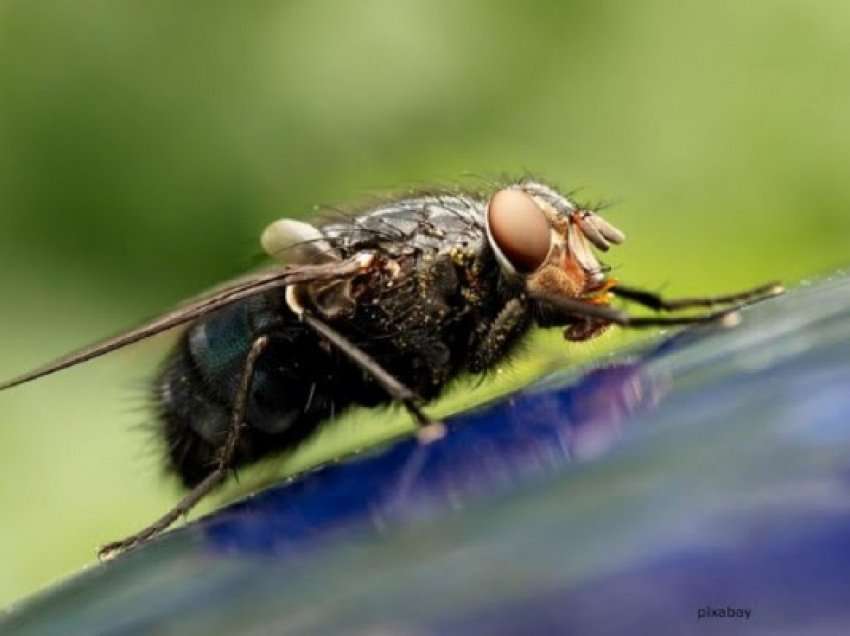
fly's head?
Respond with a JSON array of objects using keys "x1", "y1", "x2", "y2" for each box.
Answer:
[{"x1": 484, "y1": 182, "x2": 626, "y2": 339}]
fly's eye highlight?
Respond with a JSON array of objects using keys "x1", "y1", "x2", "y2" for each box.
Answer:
[{"x1": 486, "y1": 189, "x2": 552, "y2": 274}]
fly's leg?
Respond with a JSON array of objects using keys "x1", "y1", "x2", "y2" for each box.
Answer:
[
  {"x1": 469, "y1": 299, "x2": 530, "y2": 373},
  {"x1": 611, "y1": 281, "x2": 784, "y2": 312},
  {"x1": 608, "y1": 308, "x2": 746, "y2": 328},
  {"x1": 98, "y1": 335, "x2": 270, "y2": 560},
  {"x1": 301, "y1": 312, "x2": 446, "y2": 443},
  {"x1": 535, "y1": 291, "x2": 780, "y2": 330}
]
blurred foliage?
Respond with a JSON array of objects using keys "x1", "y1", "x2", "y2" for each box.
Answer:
[{"x1": 1, "y1": 0, "x2": 849, "y2": 608}]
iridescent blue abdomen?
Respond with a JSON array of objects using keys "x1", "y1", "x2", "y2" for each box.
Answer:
[{"x1": 155, "y1": 291, "x2": 362, "y2": 486}]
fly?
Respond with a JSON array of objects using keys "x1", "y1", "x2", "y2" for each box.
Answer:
[{"x1": 0, "y1": 177, "x2": 784, "y2": 558}]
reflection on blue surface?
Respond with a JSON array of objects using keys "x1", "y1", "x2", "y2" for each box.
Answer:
[
  {"x1": 204, "y1": 354, "x2": 666, "y2": 557},
  {"x1": 5, "y1": 276, "x2": 850, "y2": 636}
]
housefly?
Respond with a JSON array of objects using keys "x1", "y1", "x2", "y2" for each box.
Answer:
[{"x1": 0, "y1": 178, "x2": 783, "y2": 558}]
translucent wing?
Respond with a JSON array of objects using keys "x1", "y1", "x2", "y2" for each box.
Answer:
[{"x1": 0, "y1": 253, "x2": 374, "y2": 391}]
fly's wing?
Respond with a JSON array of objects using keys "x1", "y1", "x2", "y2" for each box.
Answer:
[{"x1": 0, "y1": 252, "x2": 374, "y2": 391}]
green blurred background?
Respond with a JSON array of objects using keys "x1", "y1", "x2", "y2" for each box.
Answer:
[{"x1": 1, "y1": 0, "x2": 849, "y2": 607}]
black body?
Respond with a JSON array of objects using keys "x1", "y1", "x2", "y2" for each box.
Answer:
[{"x1": 159, "y1": 192, "x2": 530, "y2": 487}]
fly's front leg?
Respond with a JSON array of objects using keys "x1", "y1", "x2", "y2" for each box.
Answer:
[
  {"x1": 469, "y1": 299, "x2": 530, "y2": 373},
  {"x1": 535, "y1": 290, "x2": 782, "y2": 331},
  {"x1": 612, "y1": 281, "x2": 784, "y2": 312},
  {"x1": 98, "y1": 335, "x2": 270, "y2": 560},
  {"x1": 300, "y1": 312, "x2": 446, "y2": 443},
  {"x1": 540, "y1": 295, "x2": 743, "y2": 329}
]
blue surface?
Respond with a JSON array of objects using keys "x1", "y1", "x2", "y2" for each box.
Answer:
[{"x1": 3, "y1": 275, "x2": 850, "y2": 635}]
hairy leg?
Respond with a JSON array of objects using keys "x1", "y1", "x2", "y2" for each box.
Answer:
[
  {"x1": 301, "y1": 312, "x2": 445, "y2": 442},
  {"x1": 533, "y1": 280, "x2": 782, "y2": 330},
  {"x1": 469, "y1": 299, "x2": 530, "y2": 372},
  {"x1": 611, "y1": 281, "x2": 784, "y2": 312},
  {"x1": 98, "y1": 335, "x2": 270, "y2": 560}
]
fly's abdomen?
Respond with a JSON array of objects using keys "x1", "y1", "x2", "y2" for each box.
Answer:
[{"x1": 155, "y1": 294, "x2": 334, "y2": 487}]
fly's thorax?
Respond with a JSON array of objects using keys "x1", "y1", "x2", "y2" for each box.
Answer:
[
  {"x1": 319, "y1": 192, "x2": 487, "y2": 258},
  {"x1": 262, "y1": 192, "x2": 490, "y2": 322}
]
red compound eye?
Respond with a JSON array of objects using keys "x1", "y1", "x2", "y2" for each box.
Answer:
[{"x1": 486, "y1": 189, "x2": 551, "y2": 273}]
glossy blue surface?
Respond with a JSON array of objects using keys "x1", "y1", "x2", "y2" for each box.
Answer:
[{"x1": 4, "y1": 275, "x2": 850, "y2": 635}]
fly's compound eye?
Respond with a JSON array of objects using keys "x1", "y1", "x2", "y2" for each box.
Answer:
[{"x1": 486, "y1": 189, "x2": 552, "y2": 274}]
